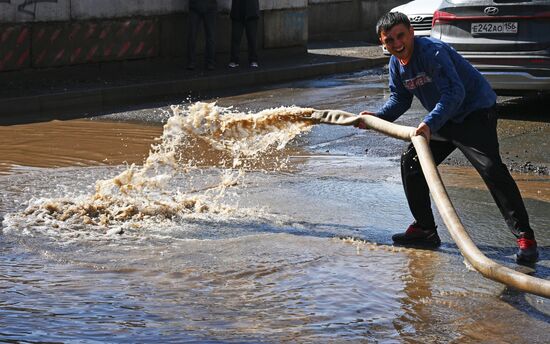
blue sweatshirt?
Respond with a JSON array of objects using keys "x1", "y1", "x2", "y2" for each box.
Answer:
[{"x1": 376, "y1": 36, "x2": 496, "y2": 133}]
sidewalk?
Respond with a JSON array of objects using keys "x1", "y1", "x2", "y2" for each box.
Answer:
[{"x1": 0, "y1": 41, "x2": 388, "y2": 124}]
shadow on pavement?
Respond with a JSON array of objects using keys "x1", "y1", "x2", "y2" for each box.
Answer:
[{"x1": 497, "y1": 95, "x2": 550, "y2": 123}]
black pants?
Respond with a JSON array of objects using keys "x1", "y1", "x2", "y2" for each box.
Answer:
[
  {"x1": 401, "y1": 106, "x2": 534, "y2": 239},
  {"x1": 187, "y1": 9, "x2": 216, "y2": 66},
  {"x1": 230, "y1": 19, "x2": 258, "y2": 64}
]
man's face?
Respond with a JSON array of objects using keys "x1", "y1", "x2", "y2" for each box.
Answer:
[{"x1": 380, "y1": 24, "x2": 415, "y2": 61}]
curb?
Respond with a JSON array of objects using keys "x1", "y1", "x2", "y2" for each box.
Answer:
[{"x1": 0, "y1": 56, "x2": 388, "y2": 121}]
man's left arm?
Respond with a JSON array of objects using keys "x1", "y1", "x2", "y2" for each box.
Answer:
[{"x1": 422, "y1": 48, "x2": 466, "y2": 134}]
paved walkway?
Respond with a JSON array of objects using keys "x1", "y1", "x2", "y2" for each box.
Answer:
[{"x1": 0, "y1": 41, "x2": 388, "y2": 123}]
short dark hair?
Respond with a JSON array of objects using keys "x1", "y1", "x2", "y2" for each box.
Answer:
[{"x1": 376, "y1": 12, "x2": 411, "y2": 37}]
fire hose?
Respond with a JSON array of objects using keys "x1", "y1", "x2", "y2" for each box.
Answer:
[{"x1": 305, "y1": 109, "x2": 550, "y2": 298}]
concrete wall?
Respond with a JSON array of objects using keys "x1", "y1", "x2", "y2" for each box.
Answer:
[
  {"x1": 0, "y1": 0, "x2": 310, "y2": 22},
  {"x1": 0, "y1": 0, "x2": 309, "y2": 72},
  {"x1": 0, "y1": 1, "x2": 187, "y2": 22},
  {"x1": 0, "y1": 0, "x2": 71, "y2": 23},
  {"x1": 308, "y1": 0, "x2": 407, "y2": 42},
  {"x1": 0, "y1": 0, "x2": 401, "y2": 72}
]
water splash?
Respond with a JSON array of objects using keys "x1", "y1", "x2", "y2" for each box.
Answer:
[{"x1": 4, "y1": 102, "x2": 316, "y2": 234}]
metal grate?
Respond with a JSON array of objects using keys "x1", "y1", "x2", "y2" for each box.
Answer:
[{"x1": 410, "y1": 16, "x2": 433, "y2": 31}]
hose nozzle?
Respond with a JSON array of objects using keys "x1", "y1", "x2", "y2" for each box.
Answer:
[{"x1": 304, "y1": 109, "x2": 359, "y2": 126}]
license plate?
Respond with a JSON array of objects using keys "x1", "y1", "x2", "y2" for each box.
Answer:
[{"x1": 471, "y1": 22, "x2": 518, "y2": 34}]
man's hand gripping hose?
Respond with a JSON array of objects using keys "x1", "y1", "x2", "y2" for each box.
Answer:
[{"x1": 304, "y1": 109, "x2": 415, "y2": 141}]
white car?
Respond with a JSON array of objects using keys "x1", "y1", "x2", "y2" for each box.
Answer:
[
  {"x1": 383, "y1": 0, "x2": 441, "y2": 54},
  {"x1": 391, "y1": 0, "x2": 441, "y2": 36}
]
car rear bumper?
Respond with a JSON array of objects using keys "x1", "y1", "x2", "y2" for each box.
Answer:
[
  {"x1": 480, "y1": 71, "x2": 550, "y2": 91},
  {"x1": 460, "y1": 53, "x2": 550, "y2": 91}
]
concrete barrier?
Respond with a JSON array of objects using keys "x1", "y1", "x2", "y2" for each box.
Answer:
[
  {"x1": 0, "y1": 0, "x2": 312, "y2": 72},
  {"x1": 308, "y1": 0, "x2": 406, "y2": 41},
  {"x1": 0, "y1": 0, "x2": 70, "y2": 23},
  {"x1": 0, "y1": 0, "x2": 406, "y2": 72}
]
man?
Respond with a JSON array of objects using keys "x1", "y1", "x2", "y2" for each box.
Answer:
[
  {"x1": 186, "y1": 0, "x2": 217, "y2": 70},
  {"x1": 360, "y1": 12, "x2": 538, "y2": 263},
  {"x1": 228, "y1": 0, "x2": 260, "y2": 68}
]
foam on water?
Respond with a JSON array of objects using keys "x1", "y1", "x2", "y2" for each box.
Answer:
[{"x1": 3, "y1": 102, "x2": 315, "y2": 236}]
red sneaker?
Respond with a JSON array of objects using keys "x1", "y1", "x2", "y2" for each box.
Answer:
[
  {"x1": 392, "y1": 222, "x2": 441, "y2": 248},
  {"x1": 516, "y1": 233, "x2": 539, "y2": 264}
]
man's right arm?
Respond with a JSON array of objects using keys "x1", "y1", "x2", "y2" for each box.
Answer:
[
  {"x1": 375, "y1": 63, "x2": 413, "y2": 122},
  {"x1": 357, "y1": 59, "x2": 413, "y2": 129}
]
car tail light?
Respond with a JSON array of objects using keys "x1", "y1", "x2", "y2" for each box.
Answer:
[
  {"x1": 528, "y1": 59, "x2": 550, "y2": 66},
  {"x1": 481, "y1": 58, "x2": 550, "y2": 66},
  {"x1": 433, "y1": 9, "x2": 550, "y2": 27},
  {"x1": 432, "y1": 10, "x2": 456, "y2": 27}
]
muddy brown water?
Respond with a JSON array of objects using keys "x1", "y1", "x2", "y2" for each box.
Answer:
[
  {"x1": 1, "y1": 70, "x2": 549, "y2": 343},
  {"x1": 0, "y1": 119, "x2": 162, "y2": 174}
]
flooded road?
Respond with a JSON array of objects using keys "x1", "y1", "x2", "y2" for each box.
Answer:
[
  {"x1": 1, "y1": 69, "x2": 549, "y2": 343},
  {"x1": 0, "y1": 120, "x2": 162, "y2": 175}
]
